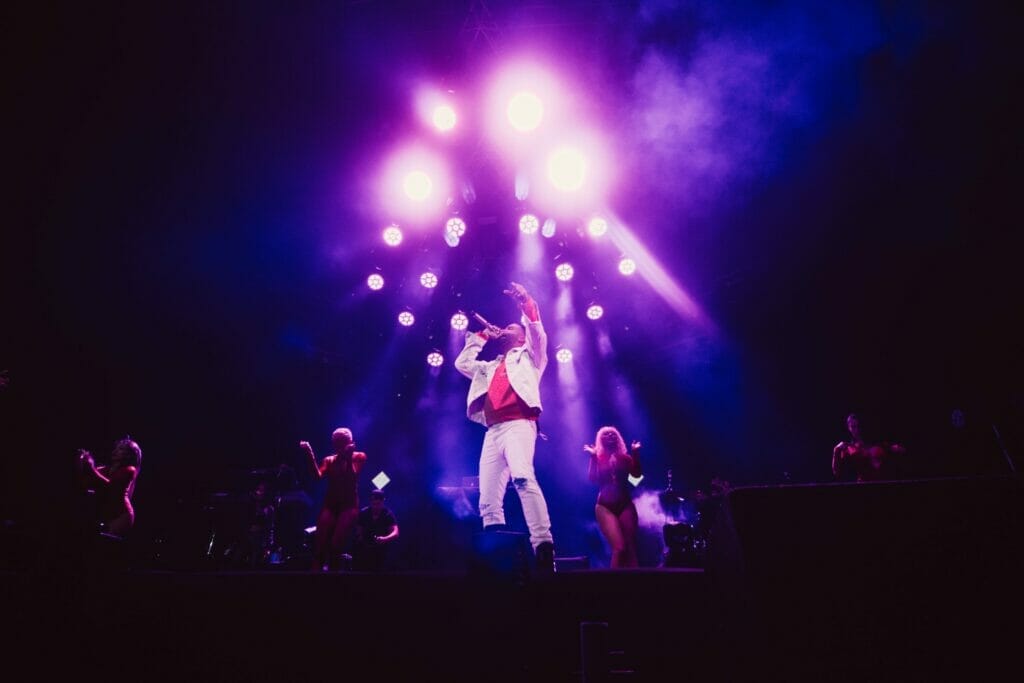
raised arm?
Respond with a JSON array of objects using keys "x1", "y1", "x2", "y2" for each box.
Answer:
[
  {"x1": 300, "y1": 441, "x2": 327, "y2": 480},
  {"x1": 584, "y1": 444, "x2": 600, "y2": 483},
  {"x1": 454, "y1": 330, "x2": 490, "y2": 379},
  {"x1": 629, "y1": 441, "x2": 643, "y2": 477},
  {"x1": 506, "y1": 282, "x2": 547, "y2": 373}
]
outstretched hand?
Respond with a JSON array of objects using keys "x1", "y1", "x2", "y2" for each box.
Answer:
[
  {"x1": 299, "y1": 441, "x2": 314, "y2": 456},
  {"x1": 503, "y1": 281, "x2": 529, "y2": 305},
  {"x1": 631, "y1": 440, "x2": 642, "y2": 452},
  {"x1": 583, "y1": 444, "x2": 596, "y2": 455}
]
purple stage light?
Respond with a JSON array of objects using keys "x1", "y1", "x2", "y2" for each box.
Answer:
[
  {"x1": 445, "y1": 217, "x2": 466, "y2": 238},
  {"x1": 420, "y1": 272, "x2": 439, "y2": 289},
  {"x1": 556, "y1": 348, "x2": 573, "y2": 364},
  {"x1": 379, "y1": 145, "x2": 451, "y2": 223},
  {"x1": 541, "y1": 218, "x2": 556, "y2": 238},
  {"x1": 519, "y1": 214, "x2": 539, "y2": 234},
  {"x1": 444, "y1": 232, "x2": 460, "y2": 247},
  {"x1": 547, "y1": 146, "x2": 587, "y2": 192},
  {"x1": 450, "y1": 312, "x2": 469, "y2": 331},
  {"x1": 383, "y1": 226, "x2": 403, "y2": 246},
  {"x1": 432, "y1": 104, "x2": 457, "y2": 132},
  {"x1": 555, "y1": 263, "x2": 574, "y2": 282},
  {"x1": 507, "y1": 92, "x2": 543, "y2": 132},
  {"x1": 403, "y1": 170, "x2": 433, "y2": 201},
  {"x1": 587, "y1": 217, "x2": 608, "y2": 237},
  {"x1": 398, "y1": 311, "x2": 415, "y2": 327},
  {"x1": 586, "y1": 304, "x2": 604, "y2": 320},
  {"x1": 426, "y1": 351, "x2": 445, "y2": 367},
  {"x1": 367, "y1": 274, "x2": 385, "y2": 290},
  {"x1": 618, "y1": 258, "x2": 637, "y2": 276}
]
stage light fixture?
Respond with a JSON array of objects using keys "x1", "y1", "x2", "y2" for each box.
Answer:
[
  {"x1": 367, "y1": 274, "x2": 385, "y2": 291},
  {"x1": 507, "y1": 91, "x2": 543, "y2": 132},
  {"x1": 618, "y1": 258, "x2": 637, "y2": 276},
  {"x1": 444, "y1": 232, "x2": 461, "y2": 247},
  {"x1": 450, "y1": 313, "x2": 469, "y2": 331},
  {"x1": 519, "y1": 214, "x2": 539, "y2": 234},
  {"x1": 547, "y1": 146, "x2": 586, "y2": 192},
  {"x1": 432, "y1": 105, "x2": 456, "y2": 132},
  {"x1": 587, "y1": 217, "x2": 608, "y2": 237},
  {"x1": 556, "y1": 348, "x2": 573, "y2": 364},
  {"x1": 426, "y1": 351, "x2": 445, "y2": 367},
  {"x1": 555, "y1": 263, "x2": 574, "y2": 282},
  {"x1": 420, "y1": 272, "x2": 439, "y2": 289},
  {"x1": 403, "y1": 170, "x2": 433, "y2": 201},
  {"x1": 586, "y1": 304, "x2": 604, "y2": 320},
  {"x1": 383, "y1": 226, "x2": 403, "y2": 246},
  {"x1": 541, "y1": 218, "x2": 556, "y2": 238},
  {"x1": 445, "y1": 217, "x2": 466, "y2": 238},
  {"x1": 398, "y1": 311, "x2": 415, "y2": 326}
]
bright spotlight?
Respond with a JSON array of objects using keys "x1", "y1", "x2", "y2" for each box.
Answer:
[
  {"x1": 586, "y1": 304, "x2": 604, "y2": 320},
  {"x1": 587, "y1": 217, "x2": 608, "y2": 237},
  {"x1": 541, "y1": 218, "x2": 556, "y2": 238},
  {"x1": 398, "y1": 311, "x2": 415, "y2": 327},
  {"x1": 618, "y1": 258, "x2": 637, "y2": 276},
  {"x1": 507, "y1": 92, "x2": 543, "y2": 132},
  {"x1": 555, "y1": 263, "x2": 574, "y2": 282},
  {"x1": 420, "y1": 272, "x2": 439, "y2": 289},
  {"x1": 556, "y1": 348, "x2": 573, "y2": 364},
  {"x1": 432, "y1": 105, "x2": 456, "y2": 132},
  {"x1": 444, "y1": 232, "x2": 460, "y2": 247},
  {"x1": 403, "y1": 170, "x2": 433, "y2": 201},
  {"x1": 519, "y1": 214, "x2": 539, "y2": 234},
  {"x1": 383, "y1": 226, "x2": 403, "y2": 246},
  {"x1": 547, "y1": 146, "x2": 587, "y2": 192},
  {"x1": 426, "y1": 351, "x2": 445, "y2": 367},
  {"x1": 445, "y1": 217, "x2": 466, "y2": 238},
  {"x1": 450, "y1": 312, "x2": 469, "y2": 331},
  {"x1": 367, "y1": 274, "x2": 385, "y2": 291}
]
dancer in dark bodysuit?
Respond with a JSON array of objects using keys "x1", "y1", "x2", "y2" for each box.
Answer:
[
  {"x1": 585, "y1": 426, "x2": 642, "y2": 568},
  {"x1": 300, "y1": 428, "x2": 366, "y2": 571}
]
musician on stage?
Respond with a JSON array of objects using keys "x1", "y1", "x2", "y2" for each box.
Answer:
[
  {"x1": 585, "y1": 426, "x2": 642, "y2": 568},
  {"x1": 832, "y1": 413, "x2": 907, "y2": 482},
  {"x1": 454, "y1": 281, "x2": 555, "y2": 572},
  {"x1": 77, "y1": 437, "x2": 142, "y2": 537}
]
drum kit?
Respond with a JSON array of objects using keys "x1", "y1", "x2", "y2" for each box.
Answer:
[{"x1": 658, "y1": 472, "x2": 732, "y2": 568}]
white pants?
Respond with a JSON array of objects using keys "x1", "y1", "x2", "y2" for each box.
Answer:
[{"x1": 478, "y1": 419, "x2": 553, "y2": 550}]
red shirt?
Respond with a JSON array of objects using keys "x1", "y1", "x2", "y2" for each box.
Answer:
[{"x1": 483, "y1": 359, "x2": 539, "y2": 426}]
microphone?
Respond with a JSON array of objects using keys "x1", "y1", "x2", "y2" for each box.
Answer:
[{"x1": 472, "y1": 312, "x2": 498, "y2": 331}]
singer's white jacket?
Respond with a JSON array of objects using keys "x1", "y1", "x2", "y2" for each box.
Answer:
[{"x1": 454, "y1": 312, "x2": 548, "y2": 427}]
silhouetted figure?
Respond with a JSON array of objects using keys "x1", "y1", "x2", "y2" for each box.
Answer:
[
  {"x1": 301, "y1": 428, "x2": 366, "y2": 571},
  {"x1": 77, "y1": 437, "x2": 142, "y2": 537},
  {"x1": 353, "y1": 489, "x2": 399, "y2": 572},
  {"x1": 585, "y1": 426, "x2": 642, "y2": 568},
  {"x1": 832, "y1": 413, "x2": 907, "y2": 482}
]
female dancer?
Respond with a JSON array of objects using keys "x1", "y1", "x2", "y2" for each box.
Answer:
[
  {"x1": 77, "y1": 437, "x2": 142, "y2": 537},
  {"x1": 585, "y1": 426, "x2": 642, "y2": 568},
  {"x1": 300, "y1": 428, "x2": 366, "y2": 571}
]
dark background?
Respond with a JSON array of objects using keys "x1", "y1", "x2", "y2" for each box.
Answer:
[{"x1": 3, "y1": 0, "x2": 1021, "y2": 567}]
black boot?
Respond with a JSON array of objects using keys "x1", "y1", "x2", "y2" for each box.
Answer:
[{"x1": 535, "y1": 541, "x2": 555, "y2": 574}]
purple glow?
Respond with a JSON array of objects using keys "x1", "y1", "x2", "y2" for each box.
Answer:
[
  {"x1": 556, "y1": 348, "x2": 573, "y2": 364},
  {"x1": 586, "y1": 304, "x2": 604, "y2": 320},
  {"x1": 484, "y1": 61, "x2": 569, "y2": 160},
  {"x1": 420, "y1": 272, "x2": 439, "y2": 289},
  {"x1": 403, "y1": 170, "x2": 433, "y2": 201},
  {"x1": 541, "y1": 218, "x2": 556, "y2": 238},
  {"x1": 426, "y1": 351, "x2": 444, "y2": 367},
  {"x1": 367, "y1": 274, "x2": 385, "y2": 290},
  {"x1": 398, "y1": 311, "x2": 415, "y2": 327},
  {"x1": 555, "y1": 262, "x2": 574, "y2": 282},
  {"x1": 382, "y1": 226, "x2": 403, "y2": 246},
  {"x1": 450, "y1": 312, "x2": 468, "y2": 331},
  {"x1": 618, "y1": 257, "x2": 637, "y2": 276},
  {"x1": 519, "y1": 214, "x2": 539, "y2": 234}
]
